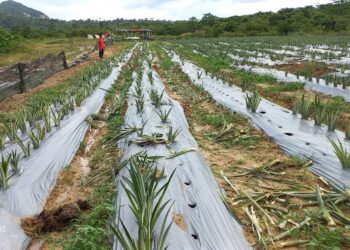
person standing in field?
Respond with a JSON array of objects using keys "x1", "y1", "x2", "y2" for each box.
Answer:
[{"x1": 98, "y1": 33, "x2": 105, "y2": 60}]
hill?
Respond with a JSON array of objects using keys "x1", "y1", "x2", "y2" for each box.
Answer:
[{"x1": 0, "y1": 0, "x2": 48, "y2": 19}]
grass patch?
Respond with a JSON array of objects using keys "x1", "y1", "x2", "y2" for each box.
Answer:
[
  {"x1": 266, "y1": 82, "x2": 305, "y2": 92},
  {"x1": 200, "y1": 113, "x2": 238, "y2": 128},
  {"x1": 62, "y1": 183, "x2": 115, "y2": 250},
  {"x1": 0, "y1": 37, "x2": 96, "y2": 67}
]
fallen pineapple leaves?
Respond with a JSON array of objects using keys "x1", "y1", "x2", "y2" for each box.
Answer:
[{"x1": 221, "y1": 162, "x2": 350, "y2": 247}]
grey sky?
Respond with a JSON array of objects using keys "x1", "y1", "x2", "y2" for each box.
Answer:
[{"x1": 1, "y1": 0, "x2": 332, "y2": 20}]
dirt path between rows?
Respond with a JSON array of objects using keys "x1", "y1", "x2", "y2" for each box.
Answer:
[{"x1": 23, "y1": 120, "x2": 107, "y2": 250}]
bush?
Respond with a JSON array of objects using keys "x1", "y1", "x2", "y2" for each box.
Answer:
[{"x1": 0, "y1": 27, "x2": 15, "y2": 53}]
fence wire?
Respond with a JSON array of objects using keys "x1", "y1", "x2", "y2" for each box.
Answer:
[{"x1": 0, "y1": 52, "x2": 67, "y2": 102}]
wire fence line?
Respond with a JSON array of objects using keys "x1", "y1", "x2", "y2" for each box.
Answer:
[
  {"x1": 0, "y1": 51, "x2": 68, "y2": 102},
  {"x1": 0, "y1": 38, "x2": 116, "y2": 103}
]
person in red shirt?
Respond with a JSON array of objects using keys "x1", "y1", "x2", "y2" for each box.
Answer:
[{"x1": 98, "y1": 33, "x2": 105, "y2": 60}]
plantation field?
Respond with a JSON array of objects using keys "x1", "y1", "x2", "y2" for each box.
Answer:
[
  {"x1": 0, "y1": 38, "x2": 349, "y2": 250},
  {"x1": 0, "y1": 37, "x2": 96, "y2": 68},
  {"x1": 164, "y1": 36, "x2": 350, "y2": 132}
]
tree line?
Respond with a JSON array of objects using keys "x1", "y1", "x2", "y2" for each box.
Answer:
[{"x1": 0, "y1": 1, "x2": 350, "y2": 53}]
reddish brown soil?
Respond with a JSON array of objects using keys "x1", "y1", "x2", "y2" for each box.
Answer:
[{"x1": 276, "y1": 63, "x2": 336, "y2": 77}]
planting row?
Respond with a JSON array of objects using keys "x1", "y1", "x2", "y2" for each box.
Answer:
[
  {"x1": 0, "y1": 46, "x2": 136, "y2": 190},
  {"x1": 177, "y1": 40, "x2": 350, "y2": 99},
  {"x1": 0, "y1": 45, "x2": 136, "y2": 250},
  {"x1": 164, "y1": 40, "x2": 350, "y2": 134},
  {"x1": 112, "y1": 50, "x2": 249, "y2": 249}
]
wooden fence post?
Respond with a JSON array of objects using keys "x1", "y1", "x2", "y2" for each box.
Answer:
[
  {"x1": 18, "y1": 63, "x2": 26, "y2": 93},
  {"x1": 61, "y1": 51, "x2": 68, "y2": 70}
]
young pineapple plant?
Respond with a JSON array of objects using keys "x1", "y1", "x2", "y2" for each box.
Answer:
[
  {"x1": 345, "y1": 123, "x2": 350, "y2": 140},
  {"x1": 134, "y1": 84, "x2": 143, "y2": 98},
  {"x1": 136, "y1": 96, "x2": 145, "y2": 114},
  {"x1": 325, "y1": 102, "x2": 340, "y2": 131},
  {"x1": 0, "y1": 156, "x2": 11, "y2": 189},
  {"x1": 40, "y1": 106, "x2": 52, "y2": 133},
  {"x1": 28, "y1": 131, "x2": 41, "y2": 149},
  {"x1": 1, "y1": 116, "x2": 18, "y2": 141},
  {"x1": 241, "y1": 79, "x2": 252, "y2": 92},
  {"x1": 291, "y1": 97, "x2": 299, "y2": 115},
  {"x1": 25, "y1": 107, "x2": 37, "y2": 127},
  {"x1": 16, "y1": 136, "x2": 31, "y2": 157},
  {"x1": 0, "y1": 131, "x2": 5, "y2": 150},
  {"x1": 16, "y1": 110, "x2": 27, "y2": 134},
  {"x1": 313, "y1": 95, "x2": 326, "y2": 126},
  {"x1": 167, "y1": 126, "x2": 181, "y2": 143},
  {"x1": 148, "y1": 71, "x2": 153, "y2": 85},
  {"x1": 149, "y1": 89, "x2": 164, "y2": 108},
  {"x1": 156, "y1": 108, "x2": 172, "y2": 123},
  {"x1": 51, "y1": 108, "x2": 63, "y2": 127},
  {"x1": 34, "y1": 122, "x2": 46, "y2": 141},
  {"x1": 245, "y1": 90, "x2": 261, "y2": 113},
  {"x1": 299, "y1": 94, "x2": 312, "y2": 119},
  {"x1": 329, "y1": 137, "x2": 350, "y2": 168},
  {"x1": 110, "y1": 154, "x2": 174, "y2": 249},
  {"x1": 75, "y1": 91, "x2": 85, "y2": 107},
  {"x1": 334, "y1": 79, "x2": 338, "y2": 88},
  {"x1": 8, "y1": 150, "x2": 21, "y2": 174},
  {"x1": 67, "y1": 98, "x2": 75, "y2": 112}
]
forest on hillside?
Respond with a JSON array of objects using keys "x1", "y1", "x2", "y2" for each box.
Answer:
[
  {"x1": 1, "y1": 1, "x2": 350, "y2": 37},
  {"x1": 1, "y1": 1, "x2": 350, "y2": 53}
]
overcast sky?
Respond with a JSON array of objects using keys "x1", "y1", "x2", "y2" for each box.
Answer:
[{"x1": 2, "y1": 0, "x2": 332, "y2": 20}]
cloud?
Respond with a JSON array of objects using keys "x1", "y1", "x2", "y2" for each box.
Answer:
[{"x1": 1, "y1": 0, "x2": 332, "y2": 20}]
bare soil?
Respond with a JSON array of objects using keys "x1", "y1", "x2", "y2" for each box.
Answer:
[{"x1": 275, "y1": 62, "x2": 336, "y2": 77}]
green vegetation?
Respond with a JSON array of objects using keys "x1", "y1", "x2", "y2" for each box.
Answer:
[
  {"x1": 346, "y1": 124, "x2": 350, "y2": 140},
  {"x1": 329, "y1": 137, "x2": 350, "y2": 168},
  {"x1": 148, "y1": 88, "x2": 164, "y2": 108},
  {"x1": 265, "y1": 82, "x2": 304, "y2": 93},
  {"x1": 326, "y1": 101, "x2": 340, "y2": 131},
  {"x1": 111, "y1": 154, "x2": 174, "y2": 250},
  {"x1": 156, "y1": 108, "x2": 172, "y2": 123},
  {"x1": 0, "y1": 0, "x2": 47, "y2": 19},
  {"x1": 63, "y1": 183, "x2": 115, "y2": 250},
  {"x1": 314, "y1": 95, "x2": 327, "y2": 126},
  {"x1": 0, "y1": 26, "x2": 16, "y2": 53},
  {"x1": 0, "y1": 37, "x2": 95, "y2": 67},
  {"x1": 298, "y1": 94, "x2": 313, "y2": 120},
  {"x1": 1, "y1": 1, "x2": 350, "y2": 39},
  {"x1": 0, "y1": 156, "x2": 11, "y2": 189},
  {"x1": 245, "y1": 90, "x2": 262, "y2": 113}
]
